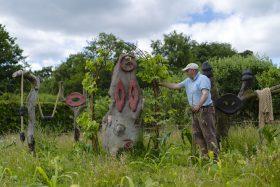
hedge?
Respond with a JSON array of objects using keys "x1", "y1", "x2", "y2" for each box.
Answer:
[{"x1": 0, "y1": 101, "x2": 73, "y2": 134}]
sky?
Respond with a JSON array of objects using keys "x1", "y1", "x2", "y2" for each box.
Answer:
[{"x1": 0, "y1": 0, "x2": 280, "y2": 70}]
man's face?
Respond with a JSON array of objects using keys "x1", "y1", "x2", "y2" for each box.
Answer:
[{"x1": 184, "y1": 69, "x2": 196, "y2": 78}]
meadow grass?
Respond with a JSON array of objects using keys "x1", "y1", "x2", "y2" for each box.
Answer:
[{"x1": 0, "y1": 124, "x2": 279, "y2": 186}]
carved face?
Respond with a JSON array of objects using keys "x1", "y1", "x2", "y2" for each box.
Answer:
[{"x1": 102, "y1": 54, "x2": 143, "y2": 155}]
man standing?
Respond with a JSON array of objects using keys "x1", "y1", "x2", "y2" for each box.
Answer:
[{"x1": 159, "y1": 63, "x2": 219, "y2": 158}]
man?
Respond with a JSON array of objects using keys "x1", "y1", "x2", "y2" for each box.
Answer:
[{"x1": 159, "y1": 63, "x2": 219, "y2": 158}]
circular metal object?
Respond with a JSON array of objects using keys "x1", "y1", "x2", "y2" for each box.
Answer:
[
  {"x1": 65, "y1": 92, "x2": 86, "y2": 107},
  {"x1": 119, "y1": 55, "x2": 136, "y2": 72},
  {"x1": 216, "y1": 93, "x2": 243, "y2": 114}
]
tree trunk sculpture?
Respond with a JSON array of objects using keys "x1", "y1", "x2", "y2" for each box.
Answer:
[
  {"x1": 12, "y1": 70, "x2": 41, "y2": 154},
  {"x1": 102, "y1": 54, "x2": 143, "y2": 155},
  {"x1": 202, "y1": 61, "x2": 230, "y2": 141}
]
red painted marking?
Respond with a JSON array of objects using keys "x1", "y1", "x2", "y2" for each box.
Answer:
[
  {"x1": 65, "y1": 92, "x2": 86, "y2": 107},
  {"x1": 115, "y1": 79, "x2": 125, "y2": 112},
  {"x1": 129, "y1": 80, "x2": 139, "y2": 112},
  {"x1": 123, "y1": 139, "x2": 133, "y2": 149}
]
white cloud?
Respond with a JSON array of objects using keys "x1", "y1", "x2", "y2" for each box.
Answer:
[
  {"x1": 207, "y1": 0, "x2": 280, "y2": 16},
  {"x1": 0, "y1": 0, "x2": 280, "y2": 69},
  {"x1": 168, "y1": 12, "x2": 280, "y2": 59}
]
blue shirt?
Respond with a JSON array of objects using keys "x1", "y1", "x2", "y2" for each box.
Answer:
[{"x1": 178, "y1": 72, "x2": 212, "y2": 107}]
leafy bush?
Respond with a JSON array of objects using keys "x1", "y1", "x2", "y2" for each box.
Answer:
[
  {"x1": 209, "y1": 55, "x2": 274, "y2": 95},
  {"x1": 210, "y1": 55, "x2": 280, "y2": 119}
]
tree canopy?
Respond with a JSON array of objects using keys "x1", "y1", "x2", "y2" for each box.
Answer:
[{"x1": 0, "y1": 24, "x2": 26, "y2": 93}]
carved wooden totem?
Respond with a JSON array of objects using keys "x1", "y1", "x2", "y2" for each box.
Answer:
[
  {"x1": 102, "y1": 54, "x2": 143, "y2": 155},
  {"x1": 12, "y1": 70, "x2": 41, "y2": 154}
]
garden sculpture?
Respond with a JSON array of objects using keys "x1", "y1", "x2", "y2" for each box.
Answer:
[
  {"x1": 204, "y1": 63, "x2": 279, "y2": 130},
  {"x1": 102, "y1": 54, "x2": 143, "y2": 155},
  {"x1": 65, "y1": 92, "x2": 86, "y2": 141},
  {"x1": 37, "y1": 81, "x2": 65, "y2": 121},
  {"x1": 12, "y1": 70, "x2": 41, "y2": 154},
  {"x1": 237, "y1": 70, "x2": 279, "y2": 127}
]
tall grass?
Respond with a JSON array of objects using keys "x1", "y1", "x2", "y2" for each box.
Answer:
[{"x1": 0, "y1": 124, "x2": 279, "y2": 186}]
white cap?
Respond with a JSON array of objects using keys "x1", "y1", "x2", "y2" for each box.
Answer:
[{"x1": 182, "y1": 63, "x2": 199, "y2": 71}]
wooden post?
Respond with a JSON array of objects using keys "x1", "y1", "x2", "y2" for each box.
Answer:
[{"x1": 202, "y1": 62, "x2": 230, "y2": 141}]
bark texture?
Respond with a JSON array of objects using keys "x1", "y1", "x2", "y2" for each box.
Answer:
[{"x1": 102, "y1": 54, "x2": 143, "y2": 155}]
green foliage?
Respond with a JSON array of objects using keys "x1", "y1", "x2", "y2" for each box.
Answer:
[
  {"x1": 223, "y1": 124, "x2": 259, "y2": 156},
  {"x1": 151, "y1": 31, "x2": 238, "y2": 70},
  {"x1": 76, "y1": 111, "x2": 99, "y2": 140},
  {"x1": 259, "y1": 125, "x2": 280, "y2": 144},
  {"x1": 209, "y1": 55, "x2": 274, "y2": 95},
  {"x1": 192, "y1": 42, "x2": 237, "y2": 63},
  {"x1": 82, "y1": 32, "x2": 135, "y2": 96},
  {"x1": 34, "y1": 33, "x2": 136, "y2": 96},
  {"x1": 181, "y1": 127, "x2": 193, "y2": 146},
  {"x1": 0, "y1": 24, "x2": 26, "y2": 93},
  {"x1": 0, "y1": 124, "x2": 280, "y2": 186},
  {"x1": 151, "y1": 31, "x2": 195, "y2": 70},
  {"x1": 209, "y1": 55, "x2": 280, "y2": 119},
  {"x1": 82, "y1": 48, "x2": 114, "y2": 95},
  {"x1": 141, "y1": 88, "x2": 191, "y2": 128},
  {"x1": 120, "y1": 176, "x2": 135, "y2": 187},
  {"x1": 51, "y1": 53, "x2": 86, "y2": 95},
  {"x1": 34, "y1": 66, "x2": 53, "y2": 80},
  {"x1": 137, "y1": 54, "x2": 170, "y2": 84},
  {"x1": 0, "y1": 101, "x2": 73, "y2": 134},
  {"x1": 82, "y1": 72, "x2": 98, "y2": 94},
  {"x1": 256, "y1": 66, "x2": 280, "y2": 88},
  {"x1": 94, "y1": 96, "x2": 110, "y2": 124}
]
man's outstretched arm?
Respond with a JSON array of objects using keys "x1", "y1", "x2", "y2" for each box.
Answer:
[{"x1": 158, "y1": 82, "x2": 183, "y2": 89}]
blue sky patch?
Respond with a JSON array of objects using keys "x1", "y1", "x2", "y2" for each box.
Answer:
[{"x1": 187, "y1": 8, "x2": 229, "y2": 24}]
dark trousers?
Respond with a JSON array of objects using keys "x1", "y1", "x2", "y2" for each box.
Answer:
[{"x1": 192, "y1": 106, "x2": 219, "y2": 157}]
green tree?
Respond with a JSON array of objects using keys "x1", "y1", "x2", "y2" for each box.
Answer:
[
  {"x1": 209, "y1": 55, "x2": 277, "y2": 120},
  {"x1": 151, "y1": 31, "x2": 195, "y2": 70},
  {"x1": 192, "y1": 42, "x2": 237, "y2": 63},
  {"x1": 34, "y1": 66, "x2": 55, "y2": 94},
  {"x1": 50, "y1": 53, "x2": 86, "y2": 95},
  {"x1": 209, "y1": 55, "x2": 273, "y2": 95},
  {"x1": 137, "y1": 54, "x2": 171, "y2": 149},
  {"x1": 34, "y1": 66, "x2": 53, "y2": 80},
  {"x1": 50, "y1": 33, "x2": 136, "y2": 96},
  {"x1": 83, "y1": 32, "x2": 135, "y2": 96},
  {"x1": 0, "y1": 24, "x2": 26, "y2": 93},
  {"x1": 81, "y1": 33, "x2": 135, "y2": 152},
  {"x1": 239, "y1": 50, "x2": 254, "y2": 57}
]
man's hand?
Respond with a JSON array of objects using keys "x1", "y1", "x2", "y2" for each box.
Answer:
[{"x1": 192, "y1": 105, "x2": 201, "y2": 113}]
